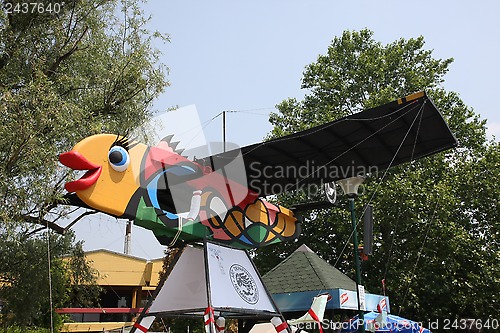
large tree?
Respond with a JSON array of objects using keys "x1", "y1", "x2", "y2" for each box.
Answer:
[
  {"x1": 255, "y1": 29, "x2": 499, "y2": 331},
  {"x1": 0, "y1": 0, "x2": 167, "y2": 233},
  {"x1": 0, "y1": 0, "x2": 168, "y2": 329}
]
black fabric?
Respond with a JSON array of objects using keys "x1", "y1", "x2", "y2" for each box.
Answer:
[{"x1": 200, "y1": 92, "x2": 457, "y2": 196}]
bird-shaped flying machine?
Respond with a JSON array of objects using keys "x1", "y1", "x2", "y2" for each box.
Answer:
[
  {"x1": 59, "y1": 91, "x2": 456, "y2": 249},
  {"x1": 58, "y1": 91, "x2": 456, "y2": 332}
]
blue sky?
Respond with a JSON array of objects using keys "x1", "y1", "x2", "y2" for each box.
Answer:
[
  {"x1": 145, "y1": 0, "x2": 500, "y2": 145},
  {"x1": 73, "y1": 0, "x2": 500, "y2": 259}
]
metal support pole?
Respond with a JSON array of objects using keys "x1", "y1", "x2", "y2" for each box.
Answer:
[
  {"x1": 222, "y1": 110, "x2": 226, "y2": 152},
  {"x1": 124, "y1": 220, "x2": 132, "y2": 255},
  {"x1": 349, "y1": 197, "x2": 365, "y2": 333}
]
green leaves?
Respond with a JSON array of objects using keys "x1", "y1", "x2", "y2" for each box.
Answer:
[{"x1": 0, "y1": 230, "x2": 100, "y2": 328}]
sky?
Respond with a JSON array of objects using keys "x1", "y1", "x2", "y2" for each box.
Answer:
[{"x1": 71, "y1": 1, "x2": 500, "y2": 259}]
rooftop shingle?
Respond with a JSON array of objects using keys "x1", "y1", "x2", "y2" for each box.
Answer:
[{"x1": 263, "y1": 244, "x2": 356, "y2": 294}]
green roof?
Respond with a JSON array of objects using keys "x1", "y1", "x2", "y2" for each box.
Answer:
[{"x1": 263, "y1": 244, "x2": 356, "y2": 294}]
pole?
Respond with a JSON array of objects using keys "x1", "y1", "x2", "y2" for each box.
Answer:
[
  {"x1": 349, "y1": 197, "x2": 365, "y2": 333},
  {"x1": 124, "y1": 220, "x2": 132, "y2": 255},
  {"x1": 222, "y1": 111, "x2": 226, "y2": 152}
]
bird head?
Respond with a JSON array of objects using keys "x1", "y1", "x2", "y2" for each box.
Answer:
[{"x1": 59, "y1": 134, "x2": 147, "y2": 217}]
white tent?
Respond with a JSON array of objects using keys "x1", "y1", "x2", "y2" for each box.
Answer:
[{"x1": 132, "y1": 241, "x2": 283, "y2": 333}]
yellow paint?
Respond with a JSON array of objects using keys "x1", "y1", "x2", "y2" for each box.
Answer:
[
  {"x1": 59, "y1": 250, "x2": 165, "y2": 333},
  {"x1": 245, "y1": 200, "x2": 270, "y2": 224},
  {"x1": 398, "y1": 91, "x2": 425, "y2": 105},
  {"x1": 61, "y1": 321, "x2": 133, "y2": 332},
  {"x1": 142, "y1": 286, "x2": 157, "y2": 291},
  {"x1": 131, "y1": 288, "x2": 138, "y2": 308},
  {"x1": 274, "y1": 213, "x2": 286, "y2": 233},
  {"x1": 280, "y1": 214, "x2": 298, "y2": 237},
  {"x1": 279, "y1": 206, "x2": 293, "y2": 217},
  {"x1": 264, "y1": 233, "x2": 273, "y2": 242},
  {"x1": 224, "y1": 210, "x2": 244, "y2": 236},
  {"x1": 71, "y1": 134, "x2": 148, "y2": 217},
  {"x1": 405, "y1": 91, "x2": 425, "y2": 101},
  {"x1": 84, "y1": 250, "x2": 163, "y2": 287},
  {"x1": 150, "y1": 259, "x2": 163, "y2": 285}
]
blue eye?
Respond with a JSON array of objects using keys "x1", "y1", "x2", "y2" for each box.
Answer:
[{"x1": 108, "y1": 146, "x2": 130, "y2": 172}]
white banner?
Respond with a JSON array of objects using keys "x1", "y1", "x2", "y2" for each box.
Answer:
[
  {"x1": 336, "y1": 288, "x2": 388, "y2": 312},
  {"x1": 206, "y1": 242, "x2": 277, "y2": 313},
  {"x1": 338, "y1": 289, "x2": 359, "y2": 310},
  {"x1": 358, "y1": 285, "x2": 366, "y2": 311}
]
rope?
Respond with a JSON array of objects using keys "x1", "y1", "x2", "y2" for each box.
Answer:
[
  {"x1": 160, "y1": 318, "x2": 169, "y2": 333},
  {"x1": 172, "y1": 107, "x2": 274, "y2": 151},
  {"x1": 398, "y1": 198, "x2": 440, "y2": 315},
  {"x1": 232, "y1": 100, "x2": 419, "y2": 158},
  {"x1": 168, "y1": 217, "x2": 183, "y2": 247},
  {"x1": 383, "y1": 208, "x2": 401, "y2": 281},
  {"x1": 333, "y1": 101, "x2": 426, "y2": 268}
]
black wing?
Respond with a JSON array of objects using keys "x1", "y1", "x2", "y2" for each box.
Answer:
[{"x1": 199, "y1": 91, "x2": 457, "y2": 197}]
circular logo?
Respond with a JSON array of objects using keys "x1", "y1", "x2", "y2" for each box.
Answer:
[{"x1": 229, "y1": 264, "x2": 259, "y2": 304}]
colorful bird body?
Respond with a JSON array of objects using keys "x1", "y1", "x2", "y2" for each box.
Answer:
[
  {"x1": 59, "y1": 134, "x2": 300, "y2": 248},
  {"x1": 59, "y1": 94, "x2": 457, "y2": 249}
]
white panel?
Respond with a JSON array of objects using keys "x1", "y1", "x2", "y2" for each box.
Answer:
[
  {"x1": 338, "y1": 289, "x2": 359, "y2": 310},
  {"x1": 206, "y1": 242, "x2": 277, "y2": 313},
  {"x1": 135, "y1": 315, "x2": 155, "y2": 332},
  {"x1": 149, "y1": 246, "x2": 207, "y2": 313}
]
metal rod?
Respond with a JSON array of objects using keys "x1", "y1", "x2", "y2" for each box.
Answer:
[
  {"x1": 349, "y1": 197, "x2": 365, "y2": 333},
  {"x1": 124, "y1": 220, "x2": 132, "y2": 255},
  {"x1": 222, "y1": 110, "x2": 226, "y2": 152}
]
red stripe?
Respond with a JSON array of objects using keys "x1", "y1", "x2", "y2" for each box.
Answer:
[
  {"x1": 275, "y1": 322, "x2": 288, "y2": 332},
  {"x1": 307, "y1": 309, "x2": 323, "y2": 333},
  {"x1": 204, "y1": 307, "x2": 215, "y2": 326},
  {"x1": 133, "y1": 322, "x2": 148, "y2": 333},
  {"x1": 56, "y1": 307, "x2": 144, "y2": 314}
]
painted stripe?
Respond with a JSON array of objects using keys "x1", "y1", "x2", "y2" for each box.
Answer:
[
  {"x1": 307, "y1": 309, "x2": 323, "y2": 333},
  {"x1": 55, "y1": 307, "x2": 144, "y2": 314},
  {"x1": 133, "y1": 322, "x2": 148, "y2": 333},
  {"x1": 275, "y1": 322, "x2": 288, "y2": 332},
  {"x1": 405, "y1": 91, "x2": 425, "y2": 102}
]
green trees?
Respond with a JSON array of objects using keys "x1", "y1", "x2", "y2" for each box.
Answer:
[
  {"x1": 255, "y1": 29, "x2": 499, "y2": 329},
  {"x1": 0, "y1": 0, "x2": 167, "y2": 233},
  {"x1": 0, "y1": 230, "x2": 101, "y2": 329},
  {"x1": 0, "y1": 0, "x2": 168, "y2": 329}
]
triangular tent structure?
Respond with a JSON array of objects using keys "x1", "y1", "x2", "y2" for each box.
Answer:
[
  {"x1": 264, "y1": 244, "x2": 357, "y2": 294},
  {"x1": 263, "y1": 245, "x2": 388, "y2": 313},
  {"x1": 132, "y1": 241, "x2": 284, "y2": 333},
  {"x1": 151, "y1": 241, "x2": 280, "y2": 317}
]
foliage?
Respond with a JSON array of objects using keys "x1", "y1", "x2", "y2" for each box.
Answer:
[
  {"x1": 255, "y1": 29, "x2": 499, "y2": 331},
  {"x1": 0, "y1": 0, "x2": 168, "y2": 329},
  {"x1": 0, "y1": 325, "x2": 51, "y2": 333},
  {"x1": 0, "y1": 0, "x2": 168, "y2": 233},
  {"x1": 0, "y1": 228, "x2": 101, "y2": 329}
]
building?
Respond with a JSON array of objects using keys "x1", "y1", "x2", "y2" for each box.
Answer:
[
  {"x1": 263, "y1": 244, "x2": 390, "y2": 316},
  {"x1": 57, "y1": 249, "x2": 164, "y2": 332}
]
